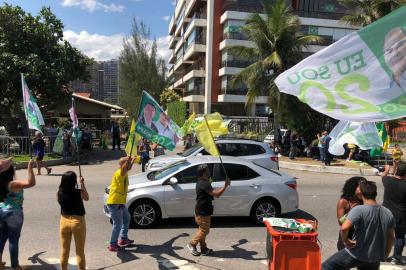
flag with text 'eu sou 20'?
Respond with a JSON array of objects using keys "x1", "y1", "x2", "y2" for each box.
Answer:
[{"x1": 275, "y1": 6, "x2": 406, "y2": 122}]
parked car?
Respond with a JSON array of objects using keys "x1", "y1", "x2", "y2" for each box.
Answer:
[
  {"x1": 104, "y1": 156, "x2": 298, "y2": 228},
  {"x1": 264, "y1": 129, "x2": 288, "y2": 144},
  {"x1": 146, "y1": 139, "x2": 279, "y2": 171}
]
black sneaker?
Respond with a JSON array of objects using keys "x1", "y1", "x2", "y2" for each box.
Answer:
[
  {"x1": 186, "y1": 243, "x2": 200, "y2": 256},
  {"x1": 391, "y1": 257, "x2": 406, "y2": 265},
  {"x1": 201, "y1": 247, "x2": 213, "y2": 256}
]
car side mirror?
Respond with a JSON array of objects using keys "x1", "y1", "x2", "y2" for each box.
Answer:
[{"x1": 169, "y1": 177, "x2": 178, "y2": 185}]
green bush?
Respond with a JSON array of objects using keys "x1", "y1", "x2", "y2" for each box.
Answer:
[{"x1": 167, "y1": 101, "x2": 187, "y2": 127}]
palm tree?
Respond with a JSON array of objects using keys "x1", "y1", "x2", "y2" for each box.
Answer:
[
  {"x1": 339, "y1": 0, "x2": 406, "y2": 27},
  {"x1": 229, "y1": 0, "x2": 323, "y2": 134}
]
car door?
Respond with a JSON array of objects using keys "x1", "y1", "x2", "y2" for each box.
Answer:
[
  {"x1": 211, "y1": 163, "x2": 261, "y2": 216},
  {"x1": 163, "y1": 165, "x2": 200, "y2": 217}
]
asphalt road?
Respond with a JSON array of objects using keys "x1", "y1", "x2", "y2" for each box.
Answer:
[{"x1": 2, "y1": 155, "x2": 404, "y2": 270}]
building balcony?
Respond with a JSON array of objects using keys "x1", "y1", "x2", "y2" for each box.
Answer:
[
  {"x1": 219, "y1": 66, "x2": 243, "y2": 76},
  {"x1": 168, "y1": 16, "x2": 176, "y2": 35},
  {"x1": 219, "y1": 39, "x2": 255, "y2": 51},
  {"x1": 183, "y1": 89, "x2": 205, "y2": 102},
  {"x1": 169, "y1": 35, "x2": 180, "y2": 50},
  {"x1": 184, "y1": 18, "x2": 207, "y2": 39},
  {"x1": 183, "y1": 69, "x2": 205, "y2": 82}
]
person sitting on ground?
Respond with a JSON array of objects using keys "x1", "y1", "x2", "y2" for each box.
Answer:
[
  {"x1": 32, "y1": 131, "x2": 51, "y2": 175},
  {"x1": 392, "y1": 144, "x2": 403, "y2": 175},
  {"x1": 58, "y1": 171, "x2": 89, "y2": 270},
  {"x1": 335, "y1": 177, "x2": 364, "y2": 250},
  {"x1": 322, "y1": 180, "x2": 395, "y2": 270},
  {"x1": 0, "y1": 158, "x2": 36, "y2": 270}
]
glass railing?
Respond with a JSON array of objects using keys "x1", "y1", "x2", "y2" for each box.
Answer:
[{"x1": 221, "y1": 59, "x2": 252, "y2": 68}]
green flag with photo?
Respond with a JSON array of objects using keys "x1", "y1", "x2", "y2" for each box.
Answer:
[
  {"x1": 136, "y1": 91, "x2": 181, "y2": 151},
  {"x1": 275, "y1": 6, "x2": 406, "y2": 122}
]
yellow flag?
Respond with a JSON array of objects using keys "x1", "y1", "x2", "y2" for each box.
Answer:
[
  {"x1": 125, "y1": 119, "x2": 141, "y2": 157},
  {"x1": 205, "y1": 113, "x2": 228, "y2": 137},
  {"x1": 195, "y1": 116, "x2": 220, "y2": 157}
]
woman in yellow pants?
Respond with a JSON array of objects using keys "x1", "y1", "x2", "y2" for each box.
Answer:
[{"x1": 57, "y1": 171, "x2": 89, "y2": 270}]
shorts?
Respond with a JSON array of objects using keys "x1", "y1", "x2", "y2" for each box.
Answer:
[{"x1": 35, "y1": 151, "x2": 45, "y2": 161}]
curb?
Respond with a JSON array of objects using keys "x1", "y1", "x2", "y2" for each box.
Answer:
[
  {"x1": 15, "y1": 158, "x2": 74, "y2": 170},
  {"x1": 279, "y1": 161, "x2": 379, "y2": 176}
]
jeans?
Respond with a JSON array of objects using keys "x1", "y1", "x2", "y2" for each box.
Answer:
[
  {"x1": 319, "y1": 147, "x2": 325, "y2": 161},
  {"x1": 60, "y1": 215, "x2": 86, "y2": 270},
  {"x1": 108, "y1": 204, "x2": 130, "y2": 245},
  {"x1": 322, "y1": 249, "x2": 380, "y2": 270},
  {"x1": 394, "y1": 221, "x2": 406, "y2": 260},
  {"x1": 0, "y1": 209, "x2": 24, "y2": 269},
  {"x1": 191, "y1": 215, "x2": 211, "y2": 249}
]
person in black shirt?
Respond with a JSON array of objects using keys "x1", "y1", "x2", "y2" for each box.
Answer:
[
  {"x1": 57, "y1": 171, "x2": 89, "y2": 270},
  {"x1": 382, "y1": 163, "x2": 406, "y2": 265},
  {"x1": 187, "y1": 164, "x2": 230, "y2": 256}
]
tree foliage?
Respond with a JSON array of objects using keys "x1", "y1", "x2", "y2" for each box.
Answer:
[
  {"x1": 230, "y1": 0, "x2": 331, "y2": 136},
  {"x1": 160, "y1": 88, "x2": 181, "y2": 110},
  {"x1": 339, "y1": 0, "x2": 406, "y2": 27},
  {"x1": 0, "y1": 4, "x2": 92, "y2": 134},
  {"x1": 119, "y1": 20, "x2": 167, "y2": 117},
  {"x1": 167, "y1": 101, "x2": 187, "y2": 127}
]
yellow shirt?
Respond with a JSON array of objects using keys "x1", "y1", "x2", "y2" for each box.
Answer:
[
  {"x1": 107, "y1": 169, "x2": 129, "y2": 205},
  {"x1": 393, "y1": 149, "x2": 403, "y2": 161}
]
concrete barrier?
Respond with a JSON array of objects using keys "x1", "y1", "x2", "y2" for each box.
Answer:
[{"x1": 279, "y1": 160, "x2": 379, "y2": 176}]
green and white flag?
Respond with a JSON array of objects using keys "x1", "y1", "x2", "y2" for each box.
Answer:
[
  {"x1": 21, "y1": 74, "x2": 45, "y2": 132},
  {"x1": 275, "y1": 6, "x2": 406, "y2": 122},
  {"x1": 136, "y1": 91, "x2": 181, "y2": 151},
  {"x1": 328, "y1": 121, "x2": 382, "y2": 156}
]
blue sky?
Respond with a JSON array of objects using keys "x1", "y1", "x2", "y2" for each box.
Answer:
[{"x1": 2, "y1": 0, "x2": 175, "y2": 61}]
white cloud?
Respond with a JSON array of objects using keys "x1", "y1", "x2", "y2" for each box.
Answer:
[
  {"x1": 64, "y1": 30, "x2": 124, "y2": 61},
  {"x1": 64, "y1": 30, "x2": 171, "y2": 64},
  {"x1": 156, "y1": 36, "x2": 171, "y2": 63},
  {"x1": 162, "y1": 15, "x2": 171, "y2": 22},
  {"x1": 61, "y1": 0, "x2": 125, "y2": 13}
]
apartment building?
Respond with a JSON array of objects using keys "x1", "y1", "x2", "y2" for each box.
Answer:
[{"x1": 167, "y1": 0, "x2": 358, "y2": 116}]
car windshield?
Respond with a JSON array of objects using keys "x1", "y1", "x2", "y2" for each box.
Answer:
[
  {"x1": 178, "y1": 143, "x2": 202, "y2": 157},
  {"x1": 148, "y1": 160, "x2": 191, "y2": 181}
]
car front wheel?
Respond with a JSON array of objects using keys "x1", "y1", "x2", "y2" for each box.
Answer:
[
  {"x1": 129, "y1": 200, "x2": 161, "y2": 229},
  {"x1": 251, "y1": 199, "x2": 280, "y2": 225}
]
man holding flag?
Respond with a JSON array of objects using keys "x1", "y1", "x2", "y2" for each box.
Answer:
[{"x1": 186, "y1": 115, "x2": 230, "y2": 256}]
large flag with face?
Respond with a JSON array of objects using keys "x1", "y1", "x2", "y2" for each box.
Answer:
[
  {"x1": 136, "y1": 91, "x2": 181, "y2": 151},
  {"x1": 21, "y1": 74, "x2": 45, "y2": 132},
  {"x1": 328, "y1": 121, "x2": 383, "y2": 156},
  {"x1": 275, "y1": 6, "x2": 406, "y2": 122}
]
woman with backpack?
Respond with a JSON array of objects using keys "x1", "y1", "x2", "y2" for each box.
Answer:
[{"x1": 0, "y1": 158, "x2": 36, "y2": 270}]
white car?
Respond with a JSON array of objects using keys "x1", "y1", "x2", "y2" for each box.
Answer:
[
  {"x1": 104, "y1": 156, "x2": 298, "y2": 228},
  {"x1": 147, "y1": 139, "x2": 279, "y2": 171},
  {"x1": 264, "y1": 129, "x2": 288, "y2": 144}
]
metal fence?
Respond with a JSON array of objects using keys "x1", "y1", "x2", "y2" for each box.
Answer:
[{"x1": 0, "y1": 130, "x2": 103, "y2": 157}]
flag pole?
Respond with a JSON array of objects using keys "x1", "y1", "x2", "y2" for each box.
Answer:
[
  {"x1": 21, "y1": 74, "x2": 33, "y2": 159},
  {"x1": 203, "y1": 116, "x2": 229, "y2": 180},
  {"x1": 72, "y1": 97, "x2": 82, "y2": 178}
]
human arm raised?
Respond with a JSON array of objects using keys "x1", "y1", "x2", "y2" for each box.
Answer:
[
  {"x1": 80, "y1": 176, "x2": 89, "y2": 201},
  {"x1": 9, "y1": 159, "x2": 36, "y2": 192},
  {"x1": 208, "y1": 179, "x2": 230, "y2": 198}
]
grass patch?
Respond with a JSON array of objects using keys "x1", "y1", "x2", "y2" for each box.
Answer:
[{"x1": 9, "y1": 154, "x2": 61, "y2": 164}]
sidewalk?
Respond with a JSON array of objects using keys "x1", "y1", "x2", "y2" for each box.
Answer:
[{"x1": 279, "y1": 156, "x2": 379, "y2": 176}]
